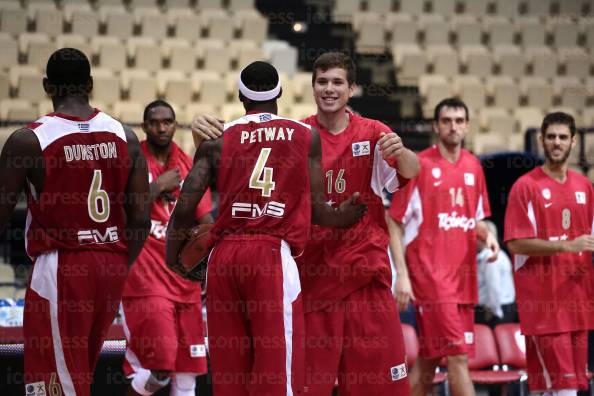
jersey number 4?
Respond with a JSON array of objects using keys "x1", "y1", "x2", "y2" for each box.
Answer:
[
  {"x1": 249, "y1": 148, "x2": 276, "y2": 197},
  {"x1": 88, "y1": 169, "x2": 110, "y2": 223}
]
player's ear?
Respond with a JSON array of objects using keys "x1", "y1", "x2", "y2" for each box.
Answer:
[
  {"x1": 276, "y1": 87, "x2": 282, "y2": 99},
  {"x1": 348, "y1": 82, "x2": 356, "y2": 98},
  {"x1": 86, "y1": 76, "x2": 93, "y2": 96}
]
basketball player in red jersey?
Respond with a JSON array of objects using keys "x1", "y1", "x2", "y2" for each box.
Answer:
[
  {"x1": 190, "y1": 52, "x2": 419, "y2": 395},
  {"x1": 0, "y1": 48, "x2": 150, "y2": 396},
  {"x1": 505, "y1": 112, "x2": 594, "y2": 396},
  {"x1": 389, "y1": 98, "x2": 499, "y2": 396},
  {"x1": 122, "y1": 100, "x2": 213, "y2": 396},
  {"x1": 166, "y1": 61, "x2": 367, "y2": 396}
]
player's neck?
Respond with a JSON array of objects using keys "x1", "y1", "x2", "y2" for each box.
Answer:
[
  {"x1": 147, "y1": 142, "x2": 171, "y2": 165},
  {"x1": 51, "y1": 97, "x2": 94, "y2": 118},
  {"x1": 542, "y1": 162, "x2": 568, "y2": 183},
  {"x1": 437, "y1": 141, "x2": 461, "y2": 163},
  {"x1": 316, "y1": 110, "x2": 349, "y2": 135}
]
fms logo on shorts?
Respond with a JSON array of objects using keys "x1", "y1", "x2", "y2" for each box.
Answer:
[{"x1": 231, "y1": 201, "x2": 285, "y2": 219}]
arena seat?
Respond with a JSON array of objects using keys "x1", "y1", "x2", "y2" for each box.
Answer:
[
  {"x1": 485, "y1": 16, "x2": 515, "y2": 47},
  {"x1": 419, "y1": 14, "x2": 449, "y2": 46},
  {"x1": 517, "y1": 17, "x2": 546, "y2": 47},
  {"x1": 31, "y1": 6, "x2": 63, "y2": 38},
  {"x1": 91, "y1": 68, "x2": 121, "y2": 103},
  {"x1": 521, "y1": 77, "x2": 553, "y2": 110},
  {"x1": 452, "y1": 15, "x2": 483, "y2": 46},
  {"x1": 121, "y1": 69, "x2": 157, "y2": 103},
  {"x1": 386, "y1": 13, "x2": 417, "y2": 45},
  {"x1": 55, "y1": 34, "x2": 92, "y2": 60},
  {"x1": 461, "y1": 0, "x2": 490, "y2": 16},
  {"x1": 453, "y1": 75, "x2": 486, "y2": 107},
  {"x1": 549, "y1": 17, "x2": 579, "y2": 49},
  {"x1": 480, "y1": 107, "x2": 516, "y2": 135},
  {"x1": 11, "y1": 65, "x2": 46, "y2": 102},
  {"x1": 157, "y1": 70, "x2": 192, "y2": 105},
  {"x1": 526, "y1": 46, "x2": 556, "y2": 79},
  {"x1": 459, "y1": 45, "x2": 493, "y2": 78},
  {"x1": 168, "y1": 10, "x2": 201, "y2": 41},
  {"x1": 0, "y1": 7, "x2": 27, "y2": 36},
  {"x1": 0, "y1": 33, "x2": 19, "y2": 69},
  {"x1": 103, "y1": 7, "x2": 135, "y2": 40},
  {"x1": 428, "y1": 44, "x2": 459, "y2": 78},
  {"x1": 128, "y1": 37, "x2": 161, "y2": 72},
  {"x1": 70, "y1": 8, "x2": 98, "y2": 39},
  {"x1": 0, "y1": 72, "x2": 8, "y2": 101},
  {"x1": 0, "y1": 99, "x2": 38, "y2": 122},
  {"x1": 136, "y1": 9, "x2": 168, "y2": 40},
  {"x1": 487, "y1": 76, "x2": 520, "y2": 109},
  {"x1": 398, "y1": 0, "x2": 424, "y2": 16},
  {"x1": 392, "y1": 43, "x2": 427, "y2": 85},
  {"x1": 93, "y1": 36, "x2": 128, "y2": 71}
]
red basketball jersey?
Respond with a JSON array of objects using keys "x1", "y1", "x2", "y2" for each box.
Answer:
[
  {"x1": 211, "y1": 112, "x2": 312, "y2": 255},
  {"x1": 504, "y1": 167, "x2": 594, "y2": 335},
  {"x1": 122, "y1": 141, "x2": 212, "y2": 302},
  {"x1": 25, "y1": 110, "x2": 131, "y2": 258}
]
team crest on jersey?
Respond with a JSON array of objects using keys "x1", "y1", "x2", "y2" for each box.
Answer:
[
  {"x1": 190, "y1": 344, "x2": 206, "y2": 357},
  {"x1": 259, "y1": 113, "x2": 272, "y2": 122},
  {"x1": 542, "y1": 188, "x2": 551, "y2": 200},
  {"x1": 390, "y1": 363, "x2": 407, "y2": 381},
  {"x1": 431, "y1": 167, "x2": 441, "y2": 178},
  {"x1": 352, "y1": 141, "x2": 370, "y2": 157},
  {"x1": 25, "y1": 381, "x2": 46, "y2": 396},
  {"x1": 575, "y1": 191, "x2": 586, "y2": 204},
  {"x1": 78, "y1": 123, "x2": 89, "y2": 132},
  {"x1": 464, "y1": 173, "x2": 475, "y2": 186}
]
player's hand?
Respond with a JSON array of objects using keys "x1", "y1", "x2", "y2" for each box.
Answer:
[
  {"x1": 336, "y1": 192, "x2": 367, "y2": 227},
  {"x1": 191, "y1": 115, "x2": 225, "y2": 144},
  {"x1": 484, "y1": 232, "x2": 500, "y2": 262},
  {"x1": 566, "y1": 234, "x2": 594, "y2": 253},
  {"x1": 394, "y1": 273, "x2": 415, "y2": 311},
  {"x1": 378, "y1": 132, "x2": 405, "y2": 160},
  {"x1": 155, "y1": 168, "x2": 181, "y2": 193}
]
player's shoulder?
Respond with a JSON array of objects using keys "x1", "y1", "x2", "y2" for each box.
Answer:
[
  {"x1": 224, "y1": 113, "x2": 311, "y2": 131},
  {"x1": 460, "y1": 148, "x2": 483, "y2": 166},
  {"x1": 513, "y1": 168, "x2": 541, "y2": 190},
  {"x1": 567, "y1": 168, "x2": 592, "y2": 187},
  {"x1": 350, "y1": 113, "x2": 390, "y2": 133}
]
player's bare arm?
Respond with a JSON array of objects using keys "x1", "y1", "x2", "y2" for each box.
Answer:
[
  {"x1": 123, "y1": 126, "x2": 151, "y2": 266},
  {"x1": 477, "y1": 220, "x2": 500, "y2": 261},
  {"x1": 191, "y1": 114, "x2": 225, "y2": 148},
  {"x1": 166, "y1": 138, "x2": 220, "y2": 267},
  {"x1": 0, "y1": 128, "x2": 42, "y2": 225},
  {"x1": 377, "y1": 132, "x2": 419, "y2": 179},
  {"x1": 386, "y1": 215, "x2": 415, "y2": 311},
  {"x1": 507, "y1": 234, "x2": 594, "y2": 256},
  {"x1": 308, "y1": 127, "x2": 367, "y2": 227}
]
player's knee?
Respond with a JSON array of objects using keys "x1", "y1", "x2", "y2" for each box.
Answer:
[
  {"x1": 130, "y1": 368, "x2": 171, "y2": 395},
  {"x1": 170, "y1": 373, "x2": 196, "y2": 396},
  {"x1": 446, "y1": 354, "x2": 468, "y2": 369}
]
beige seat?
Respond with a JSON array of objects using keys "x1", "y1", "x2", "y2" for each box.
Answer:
[
  {"x1": 493, "y1": 0, "x2": 520, "y2": 18},
  {"x1": 521, "y1": 77, "x2": 553, "y2": 110},
  {"x1": 91, "y1": 68, "x2": 121, "y2": 103},
  {"x1": 558, "y1": 0, "x2": 585, "y2": 16},
  {"x1": 331, "y1": 0, "x2": 361, "y2": 22},
  {"x1": 196, "y1": 0, "x2": 224, "y2": 10},
  {"x1": 31, "y1": 6, "x2": 63, "y2": 37},
  {"x1": 289, "y1": 103, "x2": 316, "y2": 120},
  {"x1": 20, "y1": 33, "x2": 57, "y2": 69},
  {"x1": 473, "y1": 131, "x2": 519, "y2": 154},
  {"x1": 12, "y1": 65, "x2": 46, "y2": 102},
  {"x1": 427, "y1": 45, "x2": 459, "y2": 78},
  {"x1": 164, "y1": 0, "x2": 192, "y2": 9},
  {"x1": 554, "y1": 77, "x2": 586, "y2": 110},
  {"x1": 228, "y1": 0, "x2": 256, "y2": 11},
  {"x1": 200, "y1": 41, "x2": 233, "y2": 71},
  {"x1": 121, "y1": 69, "x2": 157, "y2": 104},
  {"x1": 386, "y1": 13, "x2": 417, "y2": 45},
  {"x1": 168, "y1": 10, "x2": 202, "y2": 41},
  {"x1": 203, "y1": 9, "x2": 235, "y2": 41},
  {"x1": 92, "y1": 36, "x2": 128, "y2": 71},
  {"x1": 559, "y1": 47, "x2": 589, "y2": 79},
  {"x1": 419, "y1": 14, "x2": 449, "y2": 46},
  {"x1": 583, "y1": 18, "x2": 594, "y2": 54},
  {"x1": 130, "y1": 0, "x2": 159, "y2": 9},
  {"x1": 392, "y1": 43, "x2": 427, "y2": 85},
  {"x1": 429, "y1": 0, "x2": 456, "y2": 16},
  {"x1": 549, "y1": 17, "x2": 579, "y2": 49},
  {"x1": 462, "y1": 0, "x2": 490, "y2": 15},
  {"x1": 514, "y1": 107, "x2": 544, "y2": 133},
  {"x1": 354, "y1": 12, "x2": 385, "y2": 53},
  {"x1": 37, "y1": 100, "x2": 53, "y2": 118},
  {"x1": 0, "y1": 33, "x2": 18, "y2": 69},
  {"x1": 55, "y1": 35, "x2": 92, "y2": 60},
  {"x1": 526, "y1": 46, "x2": 556, "y2": 79},
  {"x1": 137, "y1": 9, "x2": 168, "y2": 41},
  {"x1": 185, "y1": 103, "x2": 218, "y2": 123},
  {"x1": 484, "y1": 16, "x2": 514, "y2": 47},
  {"x1": 524, "y1": 0, "x2": 552, "y2": 16},
  {"x1": 103, "y1": 8, "x2": 135, "y2": 40},
  {"x1": 128, "y1": 37, "x2": 161, "y2": 72},
  {"x1": 0, "y1": 72, "x2": 8, "y2": 101},
  {"x1": 480, "y1": 107, "x2": 516, "y2": 135},
  {"x1": 162, "y1": 38, "x2": 196, "y2": 73},
  {"x1": 487, "y1": 76, "x2": 520, "y2": 109},
  {"x1": 221, "y1": 103, "x2": 245, "y2": 122},
  {"x1": 292, "y1": 72, "x2": 315, "y2": 104},
  {"x1": 0, "y1": 7, "x2": 27, "y2": 35},
  {"x1": 493, "y1": 45, "x2": 525, "y2": 78},
  {"x1": 158, "y1": 70, "x2": 192, "y2": 105},
  {"x1": 113, "y1": 101, "x2": 144, "y2": 125},
  {"x1": 70, "y1": 9, "x2": 99, "y2": 39},
  {"x1": 459, "y1": 45, "x2": 492, "y2": 78},
  {"x1": 236, "y1": 10, "x2": 268, "y2": 42},
  {"x1": 453, "y1": 75, "x2": 486, "y2": 107},
  {"x1": 451, "y1": 15, "x2": 482, "y2": 46},
  {"x1": 367, "y1": 0, "x2": 392, "y2": 13},
  {"x1": 262, "y1": 40, "x2": 298, "y2": 76},
  {"x1": 0, "y1": 0, "x2": 20, "y2": 11},
  {"x1": 515, "y1": 17, "x2": 545, "y2": 48},
  {"x1": 398, "y1": 0, "x2": 424, "y2": 16},
  {"x1": 0, "y1": 99, "x2": 39, "y2": 122},
  {"x1": 192, "y1": 70, "x2": 226, "y2": 107},
  {"x1": 419, "y1": 75, "x2": 453, "y2": 117}
]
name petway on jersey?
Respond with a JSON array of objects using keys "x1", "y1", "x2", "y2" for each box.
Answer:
[{"x1": 437, "y1": 212, "x2": 476, "y2": 231}]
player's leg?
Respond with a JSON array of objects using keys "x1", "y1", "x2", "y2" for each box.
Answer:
[
  {"x1": 169, "y1": 301, "x2": 208, "y2": 396},
  {"x1": 303, "y1": 304, "x2": 344, "y2": 396},
  {"x1": 170, "y1": 373, "x2": 197, "y2": 396},
  {"x1": 121, "y1": 296, "x2": 178, "y2": 395},
  {"x1": 241, "y1": 238, "x2": 305, "y2": 396},
  {"x1": 409, "y1": 356, "x2": 441, "y2": 396},
  {"x1": 446, "y1": 304, "x2": 475, "y2": 396},
  {"x1": 525, "y1": 333, "x2": 579, "y2": 393},
  {"x1": 571, "y1": 331, "x2": 589, "y2": 391},
  {"x1": 206, "y1": 241, "x2": 252, "y2": 396},
  {"x1": 338, "y1": 282, "x2": 410, "y2": 396}
]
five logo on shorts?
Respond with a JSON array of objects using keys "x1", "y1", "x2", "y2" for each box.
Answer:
[{"x1": 390, "y1": 363, "x2": 407, "y2": 381}]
